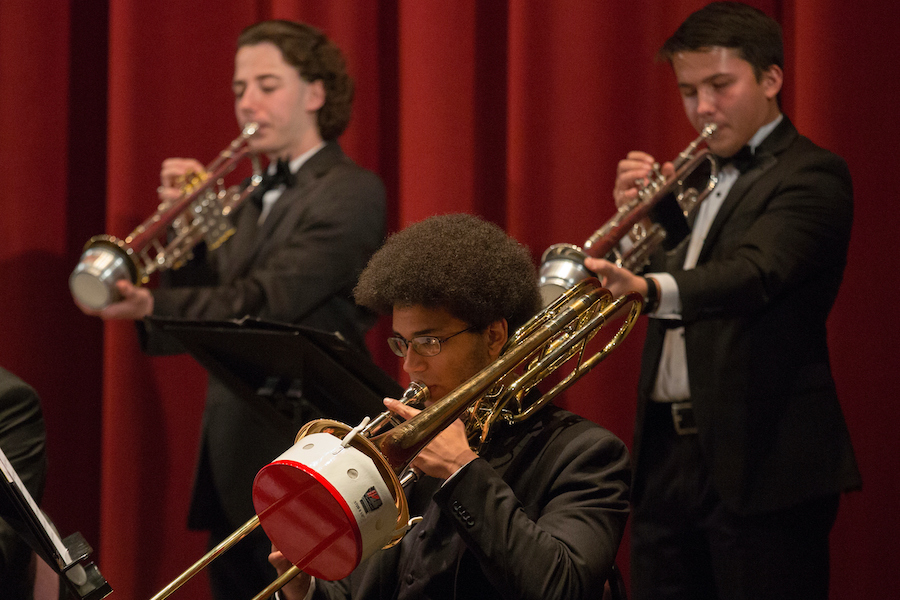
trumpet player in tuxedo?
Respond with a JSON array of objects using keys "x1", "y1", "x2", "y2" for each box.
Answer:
[
  {"x1": 583, "y1": 3, "x2": 860, "y2": 599},
  {"x1": 272, "y1": 214, "x2": 631, "y2": 600},
  {"x1": 79, "y1": 20, "x2": 385, "y2": 600}
]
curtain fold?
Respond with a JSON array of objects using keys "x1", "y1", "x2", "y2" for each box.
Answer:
[{"x1": 0, "y1": 1, "x2": 895, "y2": 598}]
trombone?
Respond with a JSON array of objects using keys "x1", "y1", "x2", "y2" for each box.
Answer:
[{"x1": 148, "y1": 278, "x2": 643, "y2": 600}]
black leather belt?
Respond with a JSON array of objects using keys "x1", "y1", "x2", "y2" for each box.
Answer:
[
  {"x1": 670, "y1": 400, "x2": 698, "y2": 435},
  {"x1": 658, "y1": 318, "x2": 685, "y2": 329}
]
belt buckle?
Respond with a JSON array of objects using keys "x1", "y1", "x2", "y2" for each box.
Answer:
[{"x1": 671, "y1": 401, "x2": 698, "y2": 435}]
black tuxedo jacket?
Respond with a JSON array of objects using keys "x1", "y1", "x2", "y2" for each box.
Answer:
[
  {"x1": 315, "y1": 405, "x2": 631, "y2": 600},
  {"x1": 143, "y1": 141, "x2": 386, "y2": 531},
  {"x1": 635, "y1": 116, "x2": 861, "y2": 515},
  {"x1": 0, "y1": 367, "x2": 47, "y2": 599}
]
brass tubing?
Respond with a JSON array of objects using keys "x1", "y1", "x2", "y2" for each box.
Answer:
[
  {"x1": 571, "y1": 122, "x2": 718, "y2": 261},
  {"x1": 148, "y1": 515, "x2": 260, "y2": 600},
  {"x1": 377, "y1": 280, "x2": 610, "y2": 470},
  {"x1": 126, "y1": 123, "x2": 258, "y2": 252},
  {"x1": 523, "y1": 291, "x2": 644, "y2": 416},
  {"x1": 251, "y1": 566, "x2": 302, "y2": 600}
]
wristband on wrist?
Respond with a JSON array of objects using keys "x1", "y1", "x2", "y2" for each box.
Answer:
[{"x1": 642, "y1": 276, "x2": 659, "y2": 314}]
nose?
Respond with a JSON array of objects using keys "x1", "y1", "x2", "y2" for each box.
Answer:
[
  {"x1": 402, "y1": 348, "x2": 427, "y2": 376},
  {"x1": 696, "y1": 88, "x2": 716, "y2": 117},
  {"x1": 236, "y1": 87, "x2": 259, "y2": 118}
]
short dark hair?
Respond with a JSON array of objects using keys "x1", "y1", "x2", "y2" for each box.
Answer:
[
  {"x1": 354, "y1": 214, "x2": 541, "y2": 333},
  {"x1": 237, "y1": 20, "x2": 354, "y2": 140},
  {"x1": 658, "y1": 2, "x2": 783, "y2": 79}
]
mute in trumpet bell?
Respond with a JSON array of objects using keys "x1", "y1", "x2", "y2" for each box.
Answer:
[
  {"x1": 538, "y1": 244, "x2": 593, "y2": 307},
  {"x1": 69, "y1": 237, "x2": 138, "y2": 310}
]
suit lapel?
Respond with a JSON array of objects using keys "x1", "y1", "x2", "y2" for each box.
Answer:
[
  {"x1": 221, "y1": 142, "x2": 346, "y2": 280},
  {"x1": 668, "y1": 235, "x2": 692, "y2": 272},
  {"x1": 216, "y1": 200, "x2": 261, "y2": 283},
  {"x1": 698, "y1": 159, "x2": 772, "y2": 260},
  {"x1": 697, "y1": 117, "x2": 798, "y2": 263},
  {"x1": 251, "y1": 165, "x2": 316, "y2": 243}
]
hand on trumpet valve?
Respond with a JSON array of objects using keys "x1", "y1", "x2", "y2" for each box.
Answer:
[
  {"x1": 613, "y1": 151, "x2": 676, "y2": 208},
  {"x1": 382, "y1": 397, "x2": 478, "y2": 480},
  {"x1": 583, "y1": 257, "x2": 648, "y2": 300},
  {"x1": 268, "y1": 547, "x2": 312, "y2": 600},
  {"x1": 159, "y1": 157, "x2": 207, "y2": 201}
]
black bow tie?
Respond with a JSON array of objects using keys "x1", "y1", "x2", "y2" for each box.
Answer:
[
  {"x1": 719, "y1": 145, "x2": 755, "y2": 174},
  {"x1": 262, "y1": 157, "x2": 296, "y2": 190},
  {"x1": 251, "y1": 157, "x2": 296, "y2": 209}
]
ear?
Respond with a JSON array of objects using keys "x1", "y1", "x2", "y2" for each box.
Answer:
[
  {"x1": 305, "y1": 79, "x2": 326, "y2": 112},
  {"x1": 760, "y1": 64, "x2": 783, "y2": 100},
  {"x1": 485, "y1": 319, "x2": 508, "y2": 361}
]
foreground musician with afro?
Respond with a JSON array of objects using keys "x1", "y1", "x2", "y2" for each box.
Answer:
[{"x1": 272, "y1": 213, "x2": 631, "y2": 600}]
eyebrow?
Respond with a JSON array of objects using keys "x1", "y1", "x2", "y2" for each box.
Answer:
[
  {"x1": 232, "y1": 73, "x2": 282, "y2": 88},
  {"x1": 391, "y1": 327, "x2": 442, "y2": 338},
  {"x1": 679, "y1": 72, "x2": 732, "y2": 88}
]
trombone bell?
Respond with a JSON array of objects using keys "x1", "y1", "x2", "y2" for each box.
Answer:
[{"x1": 252, "y1": 424, "x2": 412, "y2": 581}]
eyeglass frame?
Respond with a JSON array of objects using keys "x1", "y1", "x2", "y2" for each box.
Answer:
[{"x1": 387, "y1": 325, "x2": 477, "y2": 358}]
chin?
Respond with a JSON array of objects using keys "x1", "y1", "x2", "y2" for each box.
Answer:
[
  {"x1": 707, "y1": 139, "x2": 734, "y2": 157},
  {"x1": 246, "y1": 139, "x2": 268, "y2": 152}
]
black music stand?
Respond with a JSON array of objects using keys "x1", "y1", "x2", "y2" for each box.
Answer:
[
  {"x1": 0, "y1": 448, "x2": 112, "y2": 600},
  {"x1": 145, "y1": 316, "x2": 403, "y2": 431}
]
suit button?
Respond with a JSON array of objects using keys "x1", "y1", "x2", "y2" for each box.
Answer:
[{"x1": 405, "y1": 573, "x2": 414, "y2": 585}]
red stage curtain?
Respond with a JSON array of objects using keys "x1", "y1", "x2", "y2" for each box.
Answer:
[{"x1": 0, "y1": 1, "x2": 896, "y2": 598}]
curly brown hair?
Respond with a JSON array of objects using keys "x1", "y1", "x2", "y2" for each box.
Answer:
[
  {"x1": 237, "y1": 20, "x2": 354, "y2": 140},
  {"x1": 354, "y1": 214, "x2": 541, "y2": 332}
]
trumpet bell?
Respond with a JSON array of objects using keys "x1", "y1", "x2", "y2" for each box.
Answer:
[
  {"x1": 538, "y1": 243, "x2": 592, "y2": 306},
  {"x1": 252, "y1": 423, "x2": 411, "y2": 581},
  {"x1": 69, "y1": 236, "x2": 138, "y2": 310}
]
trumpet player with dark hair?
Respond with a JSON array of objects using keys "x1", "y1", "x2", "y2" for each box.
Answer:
[
  {"x1": 583, "y1": 3, "x2": 860, "y2": 599},
  {"x1": 272, "y1": 213, "x2": 631, "y2": 600},
  {"x1": 79, "y1": 20, "x2": 385, "y2": 600}
]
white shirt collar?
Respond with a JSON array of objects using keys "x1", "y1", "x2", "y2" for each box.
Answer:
[{"x1": 747, "y1": 113, "x2": 783, "y2": 153}]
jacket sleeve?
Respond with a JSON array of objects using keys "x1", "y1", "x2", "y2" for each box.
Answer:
[
  {"x1": 432, "y1": 423, "x2": 631, "y2": 600},
  {"x1": 675, "y1": 147, "x2": 853, "y2": 323}
]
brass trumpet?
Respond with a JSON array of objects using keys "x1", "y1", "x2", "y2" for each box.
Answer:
[
  {"x1": 69, "y1": 122, "x2": 263, "y2": 310},
  {"x1": 539, "y1": 124, "x2": 719, "y2": 304},
  {"x1": 148, "y1": 277, "x2": 643, "y2": 600}
]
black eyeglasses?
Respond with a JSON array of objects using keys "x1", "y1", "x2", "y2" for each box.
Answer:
[{"x1": 387, "y1": 325, "x2": 476, "y2": 358}]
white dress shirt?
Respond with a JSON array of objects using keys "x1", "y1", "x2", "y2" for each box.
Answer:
[{"x1": 646, "y1": 115, "x2": 782, "y2": 401}]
